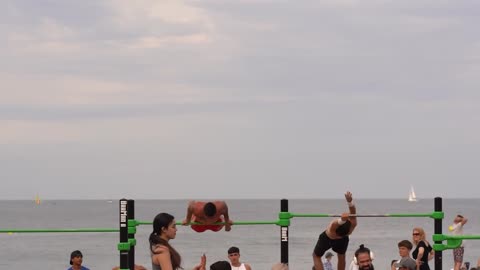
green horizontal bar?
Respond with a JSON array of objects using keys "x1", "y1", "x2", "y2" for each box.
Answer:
[
  {"x1": 0, "y1": 228, "x2": 118, "y2": 233},
  {"x1": 436, "y1": 234, "x2": 480, "y2": 240},
  {"x1": 137, "y1": 220, "x2": 278, "y2": 226},
  {"x1": 291, "y1": 213, "x2": 434, "y2": 218}
]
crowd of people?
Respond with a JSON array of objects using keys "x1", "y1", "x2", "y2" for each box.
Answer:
[{"x1": 66, "y1": 193, "x2": 476, "y2": 270}]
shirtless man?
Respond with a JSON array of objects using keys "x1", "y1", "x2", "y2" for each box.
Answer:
[
  {"x1": 182, "y1": 200, "x2": 232, "y2": 232},
  {"x1": 313, "y1": 191, "x2": 357, "y2": 270}
]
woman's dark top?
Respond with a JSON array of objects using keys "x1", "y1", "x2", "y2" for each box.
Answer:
[{"x1": 412, "y1": 240, "x2": 432, "y2": 270}]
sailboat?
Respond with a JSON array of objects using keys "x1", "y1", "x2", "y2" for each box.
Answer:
[
  {"x1": 35, "y1": 194, "x2": 41, "y2": 205},
  {"x1": 408, "y1": 186, "x2": 417, "y2": 202}
]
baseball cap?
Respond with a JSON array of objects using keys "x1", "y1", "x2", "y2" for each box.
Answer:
[
  {"x1": 395, "y1": 258, "x2": 416, "y2": 270},
  {"x1": 325, "y1": 252, "x2": 334, "y2": 258}
]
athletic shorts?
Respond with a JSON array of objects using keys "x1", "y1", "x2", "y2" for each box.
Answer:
[
  {"x1": 453, "y1": 246, "x2": 464, "y2": 263},
  {"x1": 190, "y1": 216, "x2": 224, "y2": 232},
  {"x1": 313, "y1": 231, "x2": 349, "y2": 256}
]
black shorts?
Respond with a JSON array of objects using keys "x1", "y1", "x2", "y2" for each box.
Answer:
[{"x1": 313, "y1": 231, "x2": 349, "y2": 256}]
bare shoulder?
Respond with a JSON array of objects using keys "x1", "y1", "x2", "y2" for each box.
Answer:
[
  {"x1": 152, "y1": 244, "x2": 169, "y2": 254},
  {"x1": 214, "y1": 200, "x2": 228, "y2": 209}
]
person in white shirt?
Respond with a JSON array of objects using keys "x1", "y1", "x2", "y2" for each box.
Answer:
[
  {"x1": 227, "y1": 246, "x2": 252, "y2": 270},
  {"x1": 450, "y1": 214, "x2": 468, "y2": 270}
]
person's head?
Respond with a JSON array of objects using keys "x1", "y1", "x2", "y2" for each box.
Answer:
[
  {"x1": 454, "y1": 214, "x2": 464, "y2": 224},
  {"x1": 335, "y1": 220, "x2": 352, "y2": 236},
  {"x1": 395, "y1": 257, "x2": 417, "y2": 270},
  {"x1": 391, "y1": 260, "x2": 398, "y2": 267},
  {"x1": 354, "y1": 244, "x2": 374, "y2": 270},
  {"x1": 228, "y1": 246, "x2": 241, "y2": 264},
  {"x1": 325, "y1": 251, "x2": 334, "y2": 260},
  {"x1": 412, "y1": 227, "x2": 426, "y2": 244},
  {"x1": 70, "y1": 250, "x2": 83, "y2": 266},
  {"x1": 210, "y1": 260, "x2": 231, "y2": 270},
  {"x1": 149, "y1": 213, "x2": 181, "y2": 269},
  {"x1": 397, "y1": 240, "x2": 413, "y2": 257},
  {"x1": 271, "y1": 262, "x2": 289, "y2": 270},
  {"x1": 152, "y1": 212, "x2": 177, "y2": 240},
  {"x1": 204, "y1": 202, "x2": 217, "y2": 217}
]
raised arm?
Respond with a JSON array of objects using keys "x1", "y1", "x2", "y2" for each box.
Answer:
[
  {"x1": 461, "y1": 216, "x2": 468, "y2": 226},
  {"x1": 182, "y1": 200, "x2": 196, "y2": 225},
  {"x1": 345, "y1": 191, "x2": 357, "y2": 230}
]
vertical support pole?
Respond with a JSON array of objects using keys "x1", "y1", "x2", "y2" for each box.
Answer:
[
  {"x1": 119, "y1": 199, "x2": 129, "y2": 270},
  {"x1": 128, "y1": 199, "x2": 135, "y2": 270},
  {"x1": 281, "y1": 199, "x2": 289, "y2": 265},
  {"x1": 434, "y1": 197, "x2": 442, "y2": 270}
]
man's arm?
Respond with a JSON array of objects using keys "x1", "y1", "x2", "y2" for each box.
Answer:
[
  {"x1": 182, "y1": 200, "x2": 196, "y2": 225},
  {"x1": 218, "y1": 201, "x2": 232, "y2": 231},
  {"x1": 461, "y1": 217, "x2": 468, "y2": 226},
  {"x1": 245, "y1": 263, "x2": 252, "y2": 270},
  {"x1": 345, "y1": 191, "x2": 357, "y2": 231}
]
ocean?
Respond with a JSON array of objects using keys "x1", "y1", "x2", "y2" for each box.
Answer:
[{"x1": 0, "y1": 199, "x2": 479, "y2": 270}]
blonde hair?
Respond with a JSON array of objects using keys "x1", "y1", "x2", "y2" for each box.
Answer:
[
  {"x1": 412, "y1": 227, "x2": 429, "y2": 245},
  {"x1": 271, "y1": 263, "x2": 289, "y2": 270}
]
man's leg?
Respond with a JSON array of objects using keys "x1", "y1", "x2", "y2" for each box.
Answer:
[
  {"x1": 313, "y1": 253, "x2": 324, "y2": 270},
  {"x1": 454, "y1": 247, "x2": 464, "y2": 270},
  {"x1": 313, "y1": 232, "x2": 330, "y2": 270},
  {"x1": 337, "y1": 253, "x2": 346, "y2": 270}
]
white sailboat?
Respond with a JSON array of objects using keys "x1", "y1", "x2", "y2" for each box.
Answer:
[{"x1": 408, "y1": 186, "x2": 417, "y2": 202}]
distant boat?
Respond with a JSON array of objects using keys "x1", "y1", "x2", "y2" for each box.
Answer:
[
  {"x1": 408, "y1": 186, "x2": 417, "y2": 202},
  {"x1": 35, "y1": 194, "x2": 41, "y2": 205}
]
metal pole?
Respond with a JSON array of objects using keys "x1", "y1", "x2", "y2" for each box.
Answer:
[
  {"x1": 281, "y1": 199, "x2": 289, "y2": 265},
  {"x1": 434, "y1": 197, "x2": 442, "y2": 270},
  {"x1": 119, "y1": 199, "x2": 129, "y2": 270},
  {"x1": 128, "y1": 200, "x2": 135, "y2": 270}
]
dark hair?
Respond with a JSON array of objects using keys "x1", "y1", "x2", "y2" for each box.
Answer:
[
  {"x1": 204, "y1": 202, "x2": 217, "y2": 217},
  {"x1": 228, "y1": 246, "x2": 240, "y2": 254},
  {"x1": 336, "y1": 220, "x2": 352, "y2": 236},
  {"x1": 69, "y1": 250, "x2": 83, "y2": 265},
  {"x1": 398, "y1": 240, "x2": 413, "y2": 250},
  {"x1": 210, "y1": 260, "x2": 232, "y2": 270},
  {"x1": 355, "y1": 244, "x2": 371, "y2": 259},
  {"x1": 457, "y1": 214, "x2": 464, "y2": 218},
  {"x1": 149, "y1": 213, "x2": 182, "y2": 269}
]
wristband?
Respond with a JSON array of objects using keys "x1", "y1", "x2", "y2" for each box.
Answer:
[
  {"x1": 337, "y1": 218, "x2": 346, "y2": 225},
  {"x1": 348, "y1": 202, "x2": 354, "y2": 207}
]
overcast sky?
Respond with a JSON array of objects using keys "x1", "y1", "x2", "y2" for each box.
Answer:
[{"x1": 1, "y1": 0, "x2": 479, "y2": 200}]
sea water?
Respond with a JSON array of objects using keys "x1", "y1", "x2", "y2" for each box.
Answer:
[{"x1": 0, "y1": 199, "x2": 479, "y2": 270}]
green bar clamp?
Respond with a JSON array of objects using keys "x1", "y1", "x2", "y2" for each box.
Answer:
[
  {"x1": 278, "y1": 212, "x2": 292, "y2": 226},
  {"x1": 117, "y1": 242, "x2": 131, "y2": 251},
  {"x1": 430, "y1": 211, "x2": 444, "y2": 219},
  {"x1": 432, "y1": 234, "x2": 462, "y2": 251}
]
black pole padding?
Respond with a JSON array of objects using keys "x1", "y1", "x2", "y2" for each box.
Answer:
[
  {"x1": 281, "y1": 199, "x2": 289, "y2": 265},
  {"x1": 128, "y1": 199, "x2": 135, "y2": 270},
  {"x1": 434, "y1": 197, "x2": 442, "y2": 270},
  {"x1": 119, "y1": 199, "x2": 129, "y2": 270}
]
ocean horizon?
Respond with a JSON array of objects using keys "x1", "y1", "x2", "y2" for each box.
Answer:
[{"x1": 1, "y1": 199, "x2": 479, "y2": 269}]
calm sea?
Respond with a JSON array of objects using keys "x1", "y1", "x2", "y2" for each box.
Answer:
[{"x1": 0, "y1": 199, "x2": 479, "y2": 270}]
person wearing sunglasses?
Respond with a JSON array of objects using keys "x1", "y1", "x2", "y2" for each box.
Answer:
[{"x1": 412, "y1": 227, "x2": 434, "y2": 270}]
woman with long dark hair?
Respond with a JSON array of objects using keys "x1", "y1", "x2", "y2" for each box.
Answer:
[{"x1": 150, "y1": 212, "x2": 206, "y2": 270}]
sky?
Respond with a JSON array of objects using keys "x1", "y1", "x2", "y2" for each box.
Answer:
[{"x1": 1, "y1": 0, "x2": 479, "y2": 200}]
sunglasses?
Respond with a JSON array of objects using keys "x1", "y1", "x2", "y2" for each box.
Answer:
[{"x1": 412, "y1": 233, "x2": 420, "y2": 236}]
